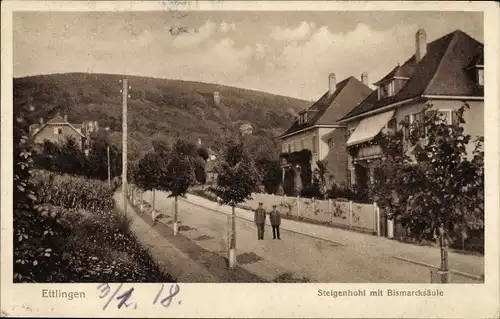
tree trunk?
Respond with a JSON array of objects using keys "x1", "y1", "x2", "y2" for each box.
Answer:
[
  {"x1": 152, "y1": 189, "x2": 156, "y2": 220},
  {"x1": 173, "y1": 196, "x2": 179, "y2": 236},
  {"x1": 439, "y1": 233, "x2": 449, "y2": 283},
  {"x1": 228, "y1": 205, "x2": 237, "y2": 269},
  {"x1": 140, "y1": 192, "x2": 143, "y2": 212}
]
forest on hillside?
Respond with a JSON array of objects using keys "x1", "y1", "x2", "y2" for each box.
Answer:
[{"x1": 13, "y1": 73, "x2": 309, "y2": 161}]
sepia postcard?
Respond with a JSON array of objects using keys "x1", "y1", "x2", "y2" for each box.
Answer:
[{"x1": 1, "y1": 1, "x2": 499, "y2": 318}]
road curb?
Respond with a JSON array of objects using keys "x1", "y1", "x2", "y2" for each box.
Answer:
[
  {"x1": 124, "y1": 196, "x2": 268, "y2": 283},
  {"x1": 179, "y1": 198, "x2": 346, "y2": 247},
  {"x1": 392, "y1": 256, "x2": 484, "y2": 281}
]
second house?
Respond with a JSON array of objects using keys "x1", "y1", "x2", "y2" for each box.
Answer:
[{"x1": 277, "y1": 73, "x2": 372, "y2": 196}]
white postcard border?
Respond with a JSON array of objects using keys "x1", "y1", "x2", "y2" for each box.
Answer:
[{"x1": 1, "y1": 1, "x2": 499, "y2": 318}]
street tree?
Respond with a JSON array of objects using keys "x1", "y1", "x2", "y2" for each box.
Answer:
[
  {"x1": 135, "y1": 151, "x2": 163, "y2": 216},
  {"x1": 209, "y1": 138, "x2": 259, "y2": 268},
  {"x1": 370, "y1": 103, "x2": 484, "y2": 282},
  {"x1": 127, "y1": 161, "x2": 140, "y2": 205},
  {"x1": 163, "y1": 140, "x2": 198, "y2": 235}
]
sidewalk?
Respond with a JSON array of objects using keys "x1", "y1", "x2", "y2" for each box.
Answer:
[
  {"x1": 115, "y1": 193, "x2": 266, "y2": 283},
  {"x1": 181, "y1": 193, "x2": 484, "y2": 281}
]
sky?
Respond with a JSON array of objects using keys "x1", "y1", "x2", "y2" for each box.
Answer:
[{"x1": 13, "y1": 11, "x2": 483, "y2": 101}]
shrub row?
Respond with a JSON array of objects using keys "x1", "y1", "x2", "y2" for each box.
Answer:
[
  {"x1": 19, "y1": 170, "x2": 175, "y2": 283},
  {"x1": 34, "y1": 170, "x2": 115, "y2": 212},
  {"x1": 53, "y1": 204, "x2": 175, "y2": 283}
]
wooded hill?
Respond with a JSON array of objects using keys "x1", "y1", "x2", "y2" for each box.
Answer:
[{"x1": 14, "y1": 73, "x2": 309, "y2": 160}]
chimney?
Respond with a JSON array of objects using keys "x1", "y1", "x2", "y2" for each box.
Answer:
[
  {"x1": 39, "y1": 117, "x2": 44, "y2": 125},
  {"x1": 64, "y1": 114, "x2": 68, "y2": 122},
  {"x1": 214, "y1": 91, "x2": 221, "y2": 105},
  {"x1": 328, "y1": 73, "x2": 336, "y2": 95},
  {"x1": 361, "y1": 72, "x2": 369, "y2": 86},
  {"x1": 415, "y1": 29, "x2": 427, "y2": 63}
]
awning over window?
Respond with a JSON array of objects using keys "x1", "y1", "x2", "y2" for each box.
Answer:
[{"x1": 346, "y1": 110, "x2": 395, "y2": 147}]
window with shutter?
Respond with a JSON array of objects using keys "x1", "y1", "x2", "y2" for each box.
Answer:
[{"x1": 312, "y1": 136, "x2": 318, "y2": 154}]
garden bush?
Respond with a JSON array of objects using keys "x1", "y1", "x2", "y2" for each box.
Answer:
[
  {"x1": 326, "y1": 184, "x2": 358, "y2": 200},
  {"x1": 17, "y1": 169, "x2": 173, "y2": 282},
  {"x1": 300, "y1": 184, "x2": 323, "y2": 199},
  {"x1": 52, "y1": 204, "x2": 175, "y2": 283},
  {"x1": 14, "y1": 103, "x2": 69, "y2": 283},
  {"x1": 34, "y1": 170, "x2": 115, "y2": 212}
]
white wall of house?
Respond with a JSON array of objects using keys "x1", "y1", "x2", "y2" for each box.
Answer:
[
  {"x1": 346, "y1": 99, "x2": 483, "y2": 148},
  {"x1": 427, "y1": 99, "x2": 483, "y2": 138},
  {"x1": 345, "y1": 99, "x2": 484, "y2": 183}
]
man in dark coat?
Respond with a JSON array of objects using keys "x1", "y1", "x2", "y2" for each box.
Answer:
[
  {"x1": 254, "y1": 202, "x2": 267, "y2": 240},
  {"x1": 269, "y1": 204, "x2": 281, "y2": 240}
]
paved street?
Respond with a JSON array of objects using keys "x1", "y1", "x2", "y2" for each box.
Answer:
[{"x1": 137, "y1": 190, "x2": 483, "y2": 283}]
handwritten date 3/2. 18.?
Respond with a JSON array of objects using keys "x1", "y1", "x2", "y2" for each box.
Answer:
[{"x1": 97, "y1": 283, "x2": 181, "y2": 310}]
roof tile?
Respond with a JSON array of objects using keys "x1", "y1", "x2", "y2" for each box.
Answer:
[
  {"x1": 281, "y1": 76, "x2": 372, "y2": 136},
  {"x1": 341, "y1": 29, "x2": 483, "y2": 121}
]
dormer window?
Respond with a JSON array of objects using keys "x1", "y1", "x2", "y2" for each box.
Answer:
[
  {"x1": 298, "y1": 112, "x2": 307, "y2": 125},
  {"x1": 378, "y1": 81, "x2": 395, "y2": 99},
  {"x1": 477, "y1": 68, "x2": 484, "y2": 86}
]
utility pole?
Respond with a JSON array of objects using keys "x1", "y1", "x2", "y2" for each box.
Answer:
[
  {"x1": 121, "y1": 78, "x2": 129, "y2": 216},
  {"x1": 107, "y1": 145, "x2": 111, "y2": 188}
]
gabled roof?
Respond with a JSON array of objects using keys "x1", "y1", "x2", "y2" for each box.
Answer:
[
  {"x1": 341, "y1": 29, "x2": 484, "y2": 121},
  {"x1": 279, "y1": 76, "x2": 372, "y2": 137},
  {"x1": 32, "y1": 115, "x2": 86, "y2": 138},
  {"x1": 46, "y1": 115, "x2": 67, "y2": 124}
]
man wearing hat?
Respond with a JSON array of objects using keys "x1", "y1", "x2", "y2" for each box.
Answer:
[
  {"x1": 269, "y1": 204, "x2": 281, "y2": 240},
  {"x1": 254, "y1": 202, "x2": 267, "y2": 240}
]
